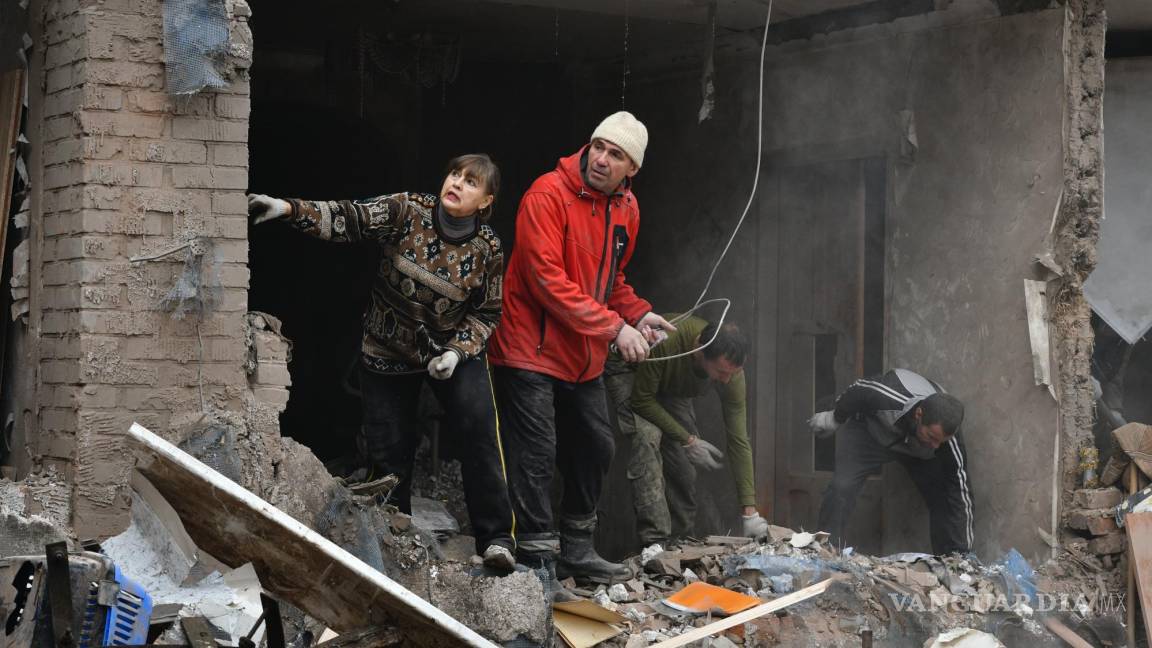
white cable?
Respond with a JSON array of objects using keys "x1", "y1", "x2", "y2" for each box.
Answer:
[
  {"x1": 641, "y1": 1, "x2": 772, "y2": 363},
  {"x1": 691, "y1": 0, "x2": 771, "y2": 310}
]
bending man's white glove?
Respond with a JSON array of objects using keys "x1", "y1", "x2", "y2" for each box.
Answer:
[
  {"x1": 742, "y1": 512, "x2": 769, "y2": 538},
  {"x1": 248, "y1": 194, "x2": 291, "y2": 224},
  {"x1": 427, "y1": 350, "x2": 460, "y2": 380},
  {"x1": 808, "y1": 410, "x2": 838, "y2": 438},
  {"x1": 683, "y1": 436, "x2": 724, "y2": 470}
]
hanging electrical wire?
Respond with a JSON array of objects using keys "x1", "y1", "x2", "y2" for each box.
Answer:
[{"x1": 640, "y1": 0, "x2": 773, "y2": 363}]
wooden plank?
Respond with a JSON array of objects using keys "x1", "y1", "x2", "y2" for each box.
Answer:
[
  {"x1": 125, "y1": 423, "x2": 498, "y2": 648},
  {"x1": 649, "y1": 578, "x2": 833, "y2": 647},
  {"x1": 1125, "y1": 511, "x2": 1152, "y2": 648}
]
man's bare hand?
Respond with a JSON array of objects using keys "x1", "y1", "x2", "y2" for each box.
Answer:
[
  {"x1": 614, "y1": 324, "x2": 650, "y2": 363},
  {"x1": 248, "y1": 194, "x2": 291, "y2": 224}
]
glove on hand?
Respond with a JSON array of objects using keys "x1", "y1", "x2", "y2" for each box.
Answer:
[
  {"x1": 427, "y1": 350, "x2": 460, "y2": 380},
  {"x1": 808, "y1": 410, "x2": 838, "y2": 438},
  {"x1": 683, "y1": 437, "x2": 724, "y2": 470},
  {"x1": 742, "y1": 512, "x2": 770, "y2": 538},
  {"x1": 248, "y1": 194, "x2": 291, "y2": 224}
]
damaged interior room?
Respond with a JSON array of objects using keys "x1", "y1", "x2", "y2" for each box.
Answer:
[{"x1": 2, "y1": 0, "x2": 1152, "y2": 646}]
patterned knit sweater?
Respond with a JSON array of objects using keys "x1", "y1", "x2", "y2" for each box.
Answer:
[{"x1": 284, "y1": 192, "x2": 503, "y2": 373}]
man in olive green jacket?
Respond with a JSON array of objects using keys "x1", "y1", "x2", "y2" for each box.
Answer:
[{"x1": 605, "y1": 316, "x2": 768, "y2": 548}]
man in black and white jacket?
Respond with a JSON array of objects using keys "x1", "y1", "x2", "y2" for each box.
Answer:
[{"x1": 809, "y1": 369, "x2": 972, "y2": 555}]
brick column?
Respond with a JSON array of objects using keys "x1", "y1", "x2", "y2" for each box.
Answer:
[{"x1": 31, "y1": 0, "x2": 255, "y2": 537}]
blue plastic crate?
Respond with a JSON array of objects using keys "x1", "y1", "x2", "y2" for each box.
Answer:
[{"x1": 100, "y1": 565, "x2": 152, "y2": 647}]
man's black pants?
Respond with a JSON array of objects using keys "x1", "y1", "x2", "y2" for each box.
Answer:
[
  {"x1": 817, "y1": 419, "x2": 974, "y2": 555},
  {"x1": 359, "y1": 356, "x2": 514, "y2": 554},
  {"x1": 491, "y1": 367, "x2": 615, "y2": 553}
]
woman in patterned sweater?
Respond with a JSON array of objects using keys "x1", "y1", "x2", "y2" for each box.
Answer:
[{"x1": 247, "y1": 155, "x2": 516, "y2": 571}]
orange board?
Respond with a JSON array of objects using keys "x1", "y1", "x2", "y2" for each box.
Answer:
[{"x1": 663, "y1": 582, "x2": 761, "y2": 615}]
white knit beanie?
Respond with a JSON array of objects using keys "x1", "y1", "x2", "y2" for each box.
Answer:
[{"x1": 590, "y1": 111, "x2": 648, "y2": 168}]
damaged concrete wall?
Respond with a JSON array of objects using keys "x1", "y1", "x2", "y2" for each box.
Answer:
[
  {"x1": 586, "y1": 5, "x2": 1073, "y2": 560},
  {"x1": 22, "y1": 0, "x2": 255, "y2": 537}
]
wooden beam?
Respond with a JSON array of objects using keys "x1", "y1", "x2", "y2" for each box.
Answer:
[
  {"x1": 125, "y1": 423, "x2": 498, "y2": 648},
  {"x1": 650, "y1": 578, "x2": 834, "y2": 647}
]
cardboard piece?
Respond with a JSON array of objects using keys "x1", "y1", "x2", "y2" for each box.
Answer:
[
  {"x1": 663, "y1": 582, "x2": 760, "y2": 615},
  {"x1": 552, "y1": 601, "x2": 626, "y2": 648},
  {"x1": 124, "y1": 422, "x2": 497, "y2": 648}
]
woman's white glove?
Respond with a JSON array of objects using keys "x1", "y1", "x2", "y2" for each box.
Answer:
[
  {"x1": 427, "y1": 350, "x2": 460, "y2": 380},
  {"x1": 248, "y1": 194, "x2": 291, "y2": 224},
  {"x1": 808, "y1": 410, "x2": 838, "y2": 438},
  {"x1": 683, "y1": 436, "x2": 724, "y2": 470}
]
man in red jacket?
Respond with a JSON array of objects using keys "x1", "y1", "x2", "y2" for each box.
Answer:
[{"x1": 489, "y1": 111, "x2": 674, "y2": 590}]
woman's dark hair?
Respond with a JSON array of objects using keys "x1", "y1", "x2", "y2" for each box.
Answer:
[
  {"x1": 446, "y1": 153, "x2": 501, "y2": 221},
  {"x1": 699, "y1": 321, "x2": 748, "y2": 366},
  {"x1": 921, "y1": 393, "x2": 965, "y2": 436}
]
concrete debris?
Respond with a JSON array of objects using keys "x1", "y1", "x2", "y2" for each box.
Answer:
[
  {"x1": 411, "y1": 495, "x2": 460, "y2": 537},
  {"x1": 924, "y1": 628, "x2": 1005, "y2": 648},
  {"x1": 544, "y1": 526, "x2": 1125, "y2": 647}
]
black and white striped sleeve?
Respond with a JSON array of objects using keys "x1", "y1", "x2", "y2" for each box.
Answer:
[{"x1": 833, "y1": 371, "x2": 911, "y2": 423}]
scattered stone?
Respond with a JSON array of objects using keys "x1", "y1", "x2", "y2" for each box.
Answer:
[
  {"x1": 1088, "y1": 532, "x2": 1127, "y2": 555},
  {"x1": 1073, "y1": 487, "x2": 1125, "y2": 510},
  {"x1": 609, "y1": 583, "x2": 631, "y2": 602}
]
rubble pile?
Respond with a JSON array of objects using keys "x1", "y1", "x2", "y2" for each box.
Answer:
[{"x1": 520, "y1": 526, "x2": 1120, "y2": 647}]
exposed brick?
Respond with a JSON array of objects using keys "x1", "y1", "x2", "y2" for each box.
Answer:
[
  {"x1": 44, "y1": 89, "x2": 81, "y2": 117},
  {"x1": 43, "y1": 139, "x2": 86, "y2": 166},
  {"x1": 217, "y1": 288, "x2": 247, "y2": 312},
  {"x1": 42, "y1": 310, "x2": 80, "y2": 334},
  {"x1": 1088, "y1": 532, "x2": 1126, "y2": 555},
  {"x1": 42, "y1": 360, "x2": 82, "y2": 384},
  {"x1": 253, "y1": 361, "x2": 291, "y2": 387},
  {"x1": 212, "y1": 192, "x2": 248, "y2": 215},
  {"x1": 87, "y1": 13, "x2": 162, "y2": 42},
  {"x1": 80, "y1": 286, "x2": 127, "y2": 308},
  {"x1": 172, "y1": 166, "x2": 247, "y2": 190},
  {"x1": 1067, "y1": 509, "x2": 1119, "y2": 536},
  {"x1": 217, "y1": 264, "x2": 250, "y2": 288},
  {"x1": 1073, "y1": 488, "x2": 1124, "y2": 510},
  {"x1": 45, "y1": 38, "x2": 87, "y2": 68},
  {"x1": 172, "y1": 117, "x2": 248, "y2": 142},
  {"x1": 253, "y1": 387, "x2": 290, "y2": 407},
  {"x1": 79, "y1": 111, "x2": 164, "y2": 138},
  {"x1": 44, "y1": 187, "x2": 84, "y2": 213},
  {"x1": 40, "y1": 431, "x2": 79, "y2": 459},
  {"x1": 252, "y1": 330, "x2": 288, "y2": 362},
  {"x1": 54, "y1": 236, "x2": 125, "y2": 260},
  {"x1": 43, "y1": 163, "x2": 84, "y2": 189},
  {"x1": 160, "y1": 362, "x2": 246, "y2": 387},
  {"x1": 83, "y1": 86, "x2": 124, "y2": 111},
  {"x1": 85, "y1": 60, "x2": 163, "y2": 89},
  {"x1": 127, "y1": 187, "x2": 210, "y2": 215},
  {"x1": 86, "y1": 0, "x2": 162, "y2": 16},
  {"x1": 79, "y1": 311, "x2": 159, "y2": 336},
  {"x1": 123, "y1": 336, "x2": 196, "y2": 362},
  {"x1": 210, "y1": 143, "x2": 247, "y2": 167},
  {"x1": 46, "y1": 62, "x2": 82, "y2": 94},
  {"x1": 83, "y1": 163, "x2": 164, "y2": 188},
  {"x1": 80, "y1": 385, "x2": 119, "y2": 408},
  {"x1": 128, "y1": 139, "x2": 207, "y2": 164},
  {"x1": 214, "y1": 95, "x2": 250, "y2": 119},
  {"x1": 211, "y1": 217, "x2": 249, "y2": 240},
  {"x1": 41, "y1": 286, "x2": 83, "y2": 309},
  {"x1": 213, "y1": 239, "x2": 248, "y2": 264},
  {"x1": 82, "y1": 185, "x2": 125, "y2": 210},
  {"x1": 112, "y1": 37, "x2": 164, "y2": 64},
  {"x1": 42, "y1": 261, "x2": 82, "y2": 286},
  {"x1": 44, "y1": 115, "x2": 80, "y2": 142},
  {"x1": 41, "y1": 336, "x2": 81, "y2": 359},
  {"x1": 171, "y1": 95, "x2": 213, "y2": 116},
  {"x1": 81, "y1": 136, "x2": 128, "y2": 161}
]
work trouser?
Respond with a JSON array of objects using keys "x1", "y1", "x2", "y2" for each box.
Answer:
[
  {"x1": 603, "y1": 367, "x2": 698, "y2": 547},
  {"x1": 359, "y1": 355, "x2": 515, "y2": 555},
  {"x1": 491, "y1": 367, "x2": 615, "y2": 555},
  {"x1": 817, "y1": 418, "x2": 975, "y2": 555}
]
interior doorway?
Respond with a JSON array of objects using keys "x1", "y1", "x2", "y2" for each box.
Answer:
[{"x1": 770, "y1": 156, "x2": 886, "y2": 553}]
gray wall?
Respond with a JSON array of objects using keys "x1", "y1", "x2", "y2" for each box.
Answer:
[{"x1": 591, "y1": 9, "x2": 1065, "y2": 561}]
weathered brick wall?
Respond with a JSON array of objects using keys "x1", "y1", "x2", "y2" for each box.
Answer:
[{"x1": 31, "y1": 0, "x2": 256, "y2": 537}]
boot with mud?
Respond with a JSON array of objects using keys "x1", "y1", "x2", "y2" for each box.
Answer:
[
  {"x1": 556, "y1": 514, "x2": 632, "y2": 583},
  {"x1": 519, "y1": 550, "x2": 578, "y2": 603}
]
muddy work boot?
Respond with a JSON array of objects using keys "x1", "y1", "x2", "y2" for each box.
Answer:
[
  {"x1": 519, "y1": 551, "x2": 578, "y2": 603},
  {"x1": 557, "y1": 514, "x2": 632, "y2": 583}
]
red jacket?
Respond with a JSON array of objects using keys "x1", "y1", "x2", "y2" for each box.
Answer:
[{"x1": 488, "y1": 146, "x2": 652, "y2": 382}]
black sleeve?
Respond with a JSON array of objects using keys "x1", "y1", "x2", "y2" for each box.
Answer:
[{"x1": 833, "y1": 370, "x2": 909, "y2": 423}]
